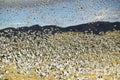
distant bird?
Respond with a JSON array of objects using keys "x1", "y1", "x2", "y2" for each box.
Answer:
[
  {"x1": 81, "y1": 7, "x2": 83, "y2": 9},
  {"x1": 97, "y1": 76, "x2": 104, "y2": 80}
]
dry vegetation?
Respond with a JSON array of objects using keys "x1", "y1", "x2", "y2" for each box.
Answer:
[{"x1": 0, "y1": 30, "x2": 120, "y2": 80}]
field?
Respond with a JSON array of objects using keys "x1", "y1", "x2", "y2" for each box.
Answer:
[{"x1": 0, "y1": 31, "x2": 120, "y2": 80}]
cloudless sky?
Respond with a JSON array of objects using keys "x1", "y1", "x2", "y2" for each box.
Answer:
[{"x1": 0, "y1": 0, "x2": 120, "y2": 29}]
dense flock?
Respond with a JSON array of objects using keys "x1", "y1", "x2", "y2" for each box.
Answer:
[{"x1": 0, "y1": 30, "x2": 120, "y2": 80}]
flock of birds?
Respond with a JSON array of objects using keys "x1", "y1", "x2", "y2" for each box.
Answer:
[
  {"x1": 0, "y1": 0, "x2": 120, "y2": 80},
  {"x1": 0, "y1": 28, "x2": 120, "y2": 80}
]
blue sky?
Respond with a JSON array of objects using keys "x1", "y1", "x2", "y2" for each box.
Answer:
[{"x1": 0, "y1": 0, "x2": 120, "y2": 29}]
